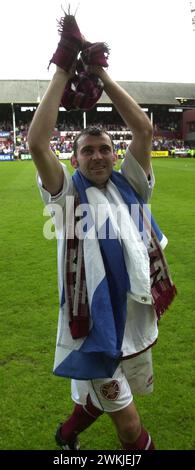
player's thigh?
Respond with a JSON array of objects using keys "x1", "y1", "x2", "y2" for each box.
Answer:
[{"x1": 121, "y1": 348, "x2": 154, "y2": 395}]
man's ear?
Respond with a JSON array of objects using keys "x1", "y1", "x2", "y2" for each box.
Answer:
[
  {"x1": 112, "y1": 152, "x2": 118, "y2": 165},
  {"x1": 71, "y1": 154, "x2": 78, "y2": 168}
]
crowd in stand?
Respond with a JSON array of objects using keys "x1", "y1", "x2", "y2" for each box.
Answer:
[
  {"x1": 0, "y1": 119, "x2": 192, "y2": 159},
  {"x1": 153, "y1": 112, "x2": 182, "y2": 133}
]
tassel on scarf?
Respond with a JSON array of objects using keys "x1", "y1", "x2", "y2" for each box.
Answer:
[
  {"x1": 152, "y1": 283, "x2": 177, "y2": 319},
  {"x1": 48, "y1": 12, "x2": 83, "y2": 72}
]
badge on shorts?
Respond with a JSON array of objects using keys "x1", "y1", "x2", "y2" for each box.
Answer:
[{"x1": 100, "y1": 380, "x2": 120, "y2": 401}]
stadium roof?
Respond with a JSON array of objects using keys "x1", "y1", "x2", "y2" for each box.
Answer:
[{"x1": 0, "y1": 80, "x2": 195, "y2": 106}]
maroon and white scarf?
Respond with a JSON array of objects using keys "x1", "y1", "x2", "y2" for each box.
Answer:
[{"x1": 49, "y1": 12, "x2": 109, "y2": 111}]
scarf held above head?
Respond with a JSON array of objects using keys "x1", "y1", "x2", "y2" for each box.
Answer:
[
  {"x1": 48, "y1": 11, "x2": 109, "y2": 111},
  {"x1": 54, "y1": 170, "x2": 176, "y2": 380}
]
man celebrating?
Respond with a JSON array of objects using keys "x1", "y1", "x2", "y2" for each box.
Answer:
[{"x1": 28, "y1": 9, "x2": 176, "y2": 450}]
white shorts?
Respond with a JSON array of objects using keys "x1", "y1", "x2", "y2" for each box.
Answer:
[{"x1": 71, "y1": 348, "x2": 154, "y2": 412}]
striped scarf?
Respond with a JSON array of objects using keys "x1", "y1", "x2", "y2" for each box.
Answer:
[
  {"x1": 48, "y1": 12, "x2": 109, "y2": 111},
  {"x1": 54, "y1": 169, "x2": 177, "y2": 379},
  {"x1": 66, "y1": 170, "x2": 177, "y2": 341}
]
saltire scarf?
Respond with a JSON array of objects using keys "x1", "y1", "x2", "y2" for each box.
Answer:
[
  {"x1": 54, "y1": 170, "x2": 176, "y2": 380},
  {"x1": 111, "y1": 171, "x2": 177, "y2": 315}
]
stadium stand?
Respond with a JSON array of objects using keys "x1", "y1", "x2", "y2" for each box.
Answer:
[{"x1": 0, "y1": 80, "x2": 195, "y2": 160}]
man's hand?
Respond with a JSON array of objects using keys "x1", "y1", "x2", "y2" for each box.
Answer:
[
  {"x1": 55, "y1": 63, "x2": 76, "y2": 80},
  {"x1": 85, "y1": 65, "x2": 110, "y2": 83}
]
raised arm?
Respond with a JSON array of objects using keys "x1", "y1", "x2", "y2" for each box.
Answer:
[
  {"x1": 27, "y1": 68, "x2": 71, "y2": 195},
  {"x1": 94, "y1": 68, "x2": 153, "y2": 176}
]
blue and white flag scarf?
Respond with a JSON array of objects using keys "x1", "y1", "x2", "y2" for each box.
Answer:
[{"x1": 54, "y1": 170, "x2": 176, "y2": 380}]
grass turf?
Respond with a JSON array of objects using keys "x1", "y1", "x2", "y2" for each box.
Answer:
[{"x1": 0, "y1": 158, "x2": 195, "y2": 450}]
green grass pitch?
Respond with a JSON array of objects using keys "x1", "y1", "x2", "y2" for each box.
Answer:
[{"x1": 0, "y1": 158, "x2": 195, "y2": 450}]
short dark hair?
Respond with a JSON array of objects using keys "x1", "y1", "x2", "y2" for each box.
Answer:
[{"x1": 73, "y1": 126, "x2": 114, "y2": 157}]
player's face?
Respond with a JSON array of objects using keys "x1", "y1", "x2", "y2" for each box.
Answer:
[{"x1": 72, "y1": 133, "x2": 116, "y2": 188}]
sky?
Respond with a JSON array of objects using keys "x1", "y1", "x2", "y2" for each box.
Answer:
[{"x1": 0, "y1": 0, "x2": 194, "y2": 82}]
